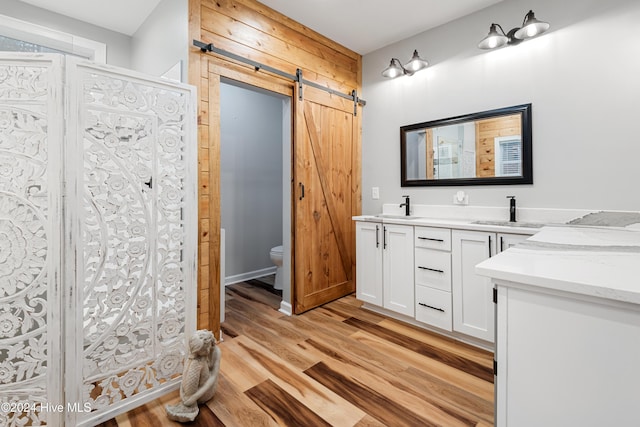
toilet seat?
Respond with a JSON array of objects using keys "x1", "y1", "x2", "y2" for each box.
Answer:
[{"x1": 270, "y1": 245, "x2": 283, "y2": 257}]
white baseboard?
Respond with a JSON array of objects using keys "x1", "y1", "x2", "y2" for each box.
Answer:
[
  {"x1": 279, "y1": 301, "x2": 292, "y2": 316},
  {"x1": 225, "y1": 266, "x2": 277, "y2": 286}
]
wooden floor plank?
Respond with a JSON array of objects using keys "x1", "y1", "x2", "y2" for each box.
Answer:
[
  {"x1": 246, "y1": 379, "x2": 333, "y2": 426},
  {"x1": 322, "y1": 299, "x2": 388, "y2": 324},
  {"x1": 305, "y1": 361, "x2": 440, "y2": 427},
  {"x1": 344, "y1": 316, "x2": 494, "y2": 383},
  {"x1": 98, "y1": 278, "x2": 494, "y2": 426},
  {"x1": 225, "y1": 335, "x2": 367, "y2": 426},
  {"x1": 351, "y1": 330, "x2": 494, "y2": 401},
  {"x1": 222, "y1": 309, "x2": 317, "y2": 370},
  {"x1": 219, "y1": 340, "x2": 270, "y2": 392},
  {"x1": 205, "y1": 374, "x2": 279, "y2": 427},
  {"x1": 226, "y1": 283, "x2": 282, "y2": 312},
  {"x1": 302, "y1": 337, "x2": 485, "y2": 426},
  {"x1": 377, "y1": 317, "x2": 493, "y2": 367},
  {"x1": 353, "y1": 415, "x2": 388, "y2": 427}
]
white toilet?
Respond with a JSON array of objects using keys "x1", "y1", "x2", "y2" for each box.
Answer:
[{"x1": 269, "y1": 245, "x2": 283, "y2": 290}]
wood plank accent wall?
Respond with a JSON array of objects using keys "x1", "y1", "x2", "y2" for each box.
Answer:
[
  {"x1": 189, "y1": 0, "x2": 362, "y2": 333},
  {"x1": 475, "y1": 113, "x2": 521, "y2": 177}
]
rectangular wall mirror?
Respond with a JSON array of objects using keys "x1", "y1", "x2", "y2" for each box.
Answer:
[{"x1": 400, "y1": 104, "x2": 532, "y2": 186}]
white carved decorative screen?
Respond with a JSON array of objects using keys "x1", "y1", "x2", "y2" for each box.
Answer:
[
  {"x1": 0, "y1": 54, "x2": 65, "y2": 427},
  {"x1": 0, "y1": 54, "x2": 197, "y2": 427}
]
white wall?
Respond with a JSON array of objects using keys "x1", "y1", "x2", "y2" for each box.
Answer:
[
  {"x1": 220, "y1": 81, "x2": 284, "y2": 280},
  {"x1": 131, "y1": 0, "x2": 188, "y2": 79},
  {"x1": 0, "y1": 0, "x2": 131, "y2": 67},
  {"x1": 362, "y1": 0, "x2": 640, "y2": 213}
]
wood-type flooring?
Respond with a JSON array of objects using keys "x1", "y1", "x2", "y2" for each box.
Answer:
[{"x1": 98, "y1": 278, "x2": 494, "y2": 426}]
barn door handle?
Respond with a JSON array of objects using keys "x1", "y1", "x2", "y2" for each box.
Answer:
[
  {"x1": 144, "y1": 177, "x2": 153, "y2": 189},
  {"x1": 299, "y1": 182, "x2": 305, "y2": 200}
]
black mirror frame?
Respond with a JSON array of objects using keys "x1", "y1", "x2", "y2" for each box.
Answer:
[{"x1": 400, "y1": 103, "x2": 533, "y2": 187}]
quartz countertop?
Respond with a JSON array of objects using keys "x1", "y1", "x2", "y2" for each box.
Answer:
[
  {"x1": 476, "y1": 225, "x2": 640, "y2": 305},
  {"x1": 352, "y1": 214, "x2": 543, "y2": 235}
]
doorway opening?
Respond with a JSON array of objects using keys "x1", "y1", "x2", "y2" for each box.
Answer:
[{"x1": 219, "y1": 78, "x2": 292, "y2": 318}]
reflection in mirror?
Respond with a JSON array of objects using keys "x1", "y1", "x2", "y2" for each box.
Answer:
[{"x1": 401, "y1": 104, "x2": 532, "y2": 186}]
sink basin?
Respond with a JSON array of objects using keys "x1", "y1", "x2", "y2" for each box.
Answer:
[
  {"x1": 472, "y1": 220, "x2": 544, "y2": 228},
  {"x1": 375, "y1": 214, "x2": 422, "y2": 220}
]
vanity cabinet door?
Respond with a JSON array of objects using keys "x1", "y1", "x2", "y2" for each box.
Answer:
[
  {"x1": 383, "y1": 224, "x2": 415, "y2": 317},
  {"x1": 452, "y1": 230, "x2": 496, "y2": 342},
  {"x1": 497, "y1": 233, "x2": 529, "y2": 253},
  {"x1": 355, "y1": 221, "x2": 383, "y2": 305}
]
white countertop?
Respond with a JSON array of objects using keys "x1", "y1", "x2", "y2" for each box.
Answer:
[
  {"x1": 476, "y1": 225, "x2": 640, "y2": 305},
  {"x1": 352, "y1": 214, "x2": 543, "y2": 235}
]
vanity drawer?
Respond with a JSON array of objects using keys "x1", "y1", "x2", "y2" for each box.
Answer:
[
  {"x1": 415, "y1": 226, "x2": 451, "y2": 251},
  {"x1": 415, "y1": 285, "x2": 452, "y2": 331},
  {"x1": 415, "y1": 247, "x2": 451, "y2": 291}
]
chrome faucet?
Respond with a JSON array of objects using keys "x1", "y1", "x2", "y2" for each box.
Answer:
[
  {"x1": 507, "y1": 196, "x2": 516, "y2": 222},
  {"x1": 400, "y1": 195, "x2": 410, "y2": 216}
]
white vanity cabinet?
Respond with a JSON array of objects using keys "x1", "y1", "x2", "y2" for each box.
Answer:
[
  {"x1": 476, "y1": 226, "x2": 640, "y2": 427},
  {"x1": 355, "y1": 222, "x2": 414, "y2": 316},
  {"x1": 355, "y1": 221, "x2": 383, "y2": 305},
  {"x1": 414, "y1": 227, "x2": 453, "y2": 331},
  {"x1": 382, "y1": 224, "x2": 415, "y2": 316},
  {"x1": 452, "y1": 230, "x2": 528, "y2": 342},
  {"x1": 356, "y1": 218, "x2": 530, "y2": 346}
]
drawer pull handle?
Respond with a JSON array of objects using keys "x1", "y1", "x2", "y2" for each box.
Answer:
[
  {"x1": 418, "y1": 237, "x2": 444, "y2": 242},
  {"x1": 418, "y1": 302, "x2": 445, "y2": 312},
  {"x1": 418, "y1": 266, "x2": 444, "y2": 273}
]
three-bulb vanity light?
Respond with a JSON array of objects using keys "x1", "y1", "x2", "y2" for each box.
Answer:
[
  {"x1": 381, "y1": 49, "x2": 429, "y2": 79},
  {"x1": 478, "y1": 10, "x2": 550, "y2": 50}
]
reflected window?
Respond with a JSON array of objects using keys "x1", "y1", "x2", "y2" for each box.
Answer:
[{"x1": 494, "y1": 136, "x2": 522, "y2": 177}]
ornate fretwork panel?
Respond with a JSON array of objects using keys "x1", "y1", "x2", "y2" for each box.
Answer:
[
  {"x1": 0, "y1": 57, "x2": 62, "y2": 427},
  {"x1": 0, "y1": 54, "x2": 196, "y2": 427},
  {"x1": 71, "y1": 65, "x2": 195, "y2": 425}
]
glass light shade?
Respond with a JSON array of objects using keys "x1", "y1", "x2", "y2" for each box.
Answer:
[
  {"x1": 478, "y1": 24, "x2": 508, "y2": 49},
  {"x1": 381, "y1": 59, "x2": 404, "y2": 78},
  {"x1": 404, "y1": 50, "x2": 428, "y2": 73},
  {"x1": 514, "y1": 10, "x2": 550, "y2": 40}
]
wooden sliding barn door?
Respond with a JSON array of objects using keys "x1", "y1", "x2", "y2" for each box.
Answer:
[{"x1": 294, "y1": 85, "x2": 358, "y2": 313}]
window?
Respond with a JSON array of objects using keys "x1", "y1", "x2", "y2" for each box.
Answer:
[
  {"x1": 0, "y1": 13, "x2": 106, "y2": 62},
  {"x1": 494, "y1": 136, "x2": 522, "y2": 177}
]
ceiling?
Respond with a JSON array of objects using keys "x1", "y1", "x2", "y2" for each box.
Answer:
[
  {"x1": 258, "y1": 0, "x2": 504, "y2": 54},
  {"x1": 18, "y1": 0, "x2": 163, "y2": 36},
  {"x1": 18, "y1": 0, "x2": 504, "y2": 54}
]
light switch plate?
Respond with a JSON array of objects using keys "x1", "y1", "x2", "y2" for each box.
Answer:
[{"x1": 371, "y1": 187, "x2": 380, "y2": 200}]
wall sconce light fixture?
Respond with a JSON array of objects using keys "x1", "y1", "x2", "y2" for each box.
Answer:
[
  {"x1": 381, "y1": 50, "x2": 429, "y2": 78},
  {"x1": 478, "y1": 10, "x2": 550, "y2": 50}
]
